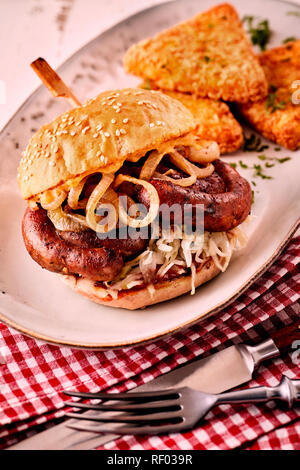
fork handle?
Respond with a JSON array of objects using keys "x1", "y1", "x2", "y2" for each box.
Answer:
[{"x1": 216, "y1": 376, "x2": 300, "y2": 408}]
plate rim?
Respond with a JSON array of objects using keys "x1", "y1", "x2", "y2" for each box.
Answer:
[{"x1": 0, "y1": 0, "x2": 300, "y2": 349}]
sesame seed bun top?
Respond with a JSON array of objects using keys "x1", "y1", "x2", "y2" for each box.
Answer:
[{"x1": 17, "y1": 88, "x2": 195, "y2": 200}]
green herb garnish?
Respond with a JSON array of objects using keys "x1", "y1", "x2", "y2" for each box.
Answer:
[
  {"x1": 274, "y1": 147, "x2": 282, "y2": 151},
  {"x1": 237, "y1": 153, "x2": 291, "y2": 182},
  {"x1": 204, "y1": 56, "x2": 211, "y2": 63},
  {"x1": 265, "y1": 85, "x2": 286, "y2": 113},
  {"x1": 282, "y1": 37, "x2": 297, "y2": 44},
  {"x1": 286, "y1": 11, "x2": 300, "y2": 17},
  {"x1": 253, "y1": 164, "x2": 273, "y2": 179},
  {"x1": 277, "y1": 157, "x2": 291, "y2": 163},
  {"x1": 242, "y1": 16, "x2": 271, "y2": 51},
  {"x1": 243, "y1": 133, "x2": 269, "y2": 152},
  {"x1": 239, "y1": 160, "x2": 248, "y2": 169}
]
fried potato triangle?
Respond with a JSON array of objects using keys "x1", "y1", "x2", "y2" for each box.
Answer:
[
  {"x1": 124, "y1": 3, "x2": 267, "y2": 103},
  {"x1": 141, "y1": 82, "x2": 243, "y2": 153},
  {"x1": 238, "y1": 40, "x2": 300, "y2": 150}
]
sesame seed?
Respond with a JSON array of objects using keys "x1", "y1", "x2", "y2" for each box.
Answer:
[
  {"x1": 100, "y1": 155, "x2": 105, "y2": 163},
  {"x1": 116, "y1": 102, "x2": 122, "y2": 107},
  {"x1": 115, "y1": 129, "x2": 120, "y2": 136},
  {"x1": 62, "y1": 130, "x2": 68, "y2": 134},
  {"x1": 123, "y1": 118, "x2": 129, "y2": 124},
  {"x1": 70, "y1": 131, "x2": 76, "y2": 136},
  {"x1": 75, "y1": 121, "x2": 82, "y2": 127},
  {"x1": 45, "y1": 152, "x2": 50, "y2": 158},
  {"x1": 96, "y1": 123, "x2": 103, "y2": 130},
  {"x1": 138, "y1": 101, "x2": 143, "y2": 105},
  {"x1": 111, "y1": 118, "x2": 116, "y2": 124},
  {"x1": 149, "y1": 122, "x2": 155, "y2": 128},
  {"x1": 82, "y1": 126, "x2": 90, "y2": 134},
  {"x1": 120, "y1": 129, "x2": 126, "y2": 135},
  {"x1": 93, "y1": 133, "x2": 99, "y2": 138},
  {"x1": 156, "y1": 121, "x2": 162, "y2": 125},
  {"x1": 112, "y1": 105, "x2": 119, "y2": 110},
  {"x1": 104, "y1": 132, "x2": 110, "y2": 137},
  {"x1": 96, "y1": 151, "x2": 102, "y2": 157},
  {"x1": 49, "y1": 161, "x2": 55, "y2": 167}
]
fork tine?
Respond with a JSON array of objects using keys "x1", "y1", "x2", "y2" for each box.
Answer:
[
  {"x1": 66, "y1": 421, "x2": 185, "y2": 435},
  {"x1": 63, "y1": 389, "x2": 179, "y2": 401},
  {"x1": 65, "y1": 409, "x2": 183, "y2": 423},
  {"x1": 65, "y1": 398, "x2": 180, "y2": 412}
]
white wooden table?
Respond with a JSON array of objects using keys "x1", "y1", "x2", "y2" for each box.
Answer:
[
  {"x1": 0, "y1": 0, "x2": 169, "y2": 130},
  {"x1": 0, "y1": 0, "x2": 299, "y2": 131}
]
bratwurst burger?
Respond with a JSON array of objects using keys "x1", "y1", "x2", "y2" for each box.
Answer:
[{"x1": 18, "y1": 88, "x2": 252, "y2": 310}]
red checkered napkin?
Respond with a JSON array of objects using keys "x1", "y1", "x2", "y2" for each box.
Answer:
[{"x1": 0, "y1": 236, "x2": 299, "y2": 449}]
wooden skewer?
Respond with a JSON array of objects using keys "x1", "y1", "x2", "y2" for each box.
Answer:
[{"x1": 31, "y1": 57, "x2": 81, "y2": 107}]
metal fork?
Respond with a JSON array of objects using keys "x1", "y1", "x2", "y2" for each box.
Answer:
[{"x1": 63, "y1": 376, "x2": 300, "y2": 435}]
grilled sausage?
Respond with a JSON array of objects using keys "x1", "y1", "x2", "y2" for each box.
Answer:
[
  {"x1": 22, "y1": 208, "x2": 124, "y2": 281},
  {"x1": 138, "y1": 160, "x2": 252, "y2": 232},
  {"x1": 58, "y1": 229, "x2": 148, "y2": 257}
]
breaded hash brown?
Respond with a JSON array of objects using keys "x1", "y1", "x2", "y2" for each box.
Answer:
[
  {"x1": 124, "y1": 3, "x2": 267, "y2": 103},
  {"x1": 239, "y1": 40, "x2": 300, "y2": 150},
  {"x1": 141, "y1": 83, "x2": 243, "y2": 153}
]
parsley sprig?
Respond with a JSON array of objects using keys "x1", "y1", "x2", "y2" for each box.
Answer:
[
  {"x1": 265, "y1": 85, "x2": 286, "y2": 113},
  {"x1": 282, "y1": 36, "x2": 297, "y2": 44},
  {"x1": 243, "y1": 133, "x2": 269, "y2": 152},
  {"x1": 242, "y1": 16, "x2": 271, "y2": 51},
  {"x1": 229, "y1": 154, "x2": 291, "y2": 182}
]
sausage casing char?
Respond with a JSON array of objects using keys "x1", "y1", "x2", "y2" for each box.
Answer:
[
  {"x1": 138, "y1": 160, "x2": 252, "y2": 232},
  {"x1": 58, "y1": 229, "x2": 147, "y2": 258},
  {"x1": 22, "y1": 208, "x2": 124, "y2": 281}
]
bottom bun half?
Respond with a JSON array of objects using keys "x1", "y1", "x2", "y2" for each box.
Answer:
[{"x1": 60, "y1": 258, "x2": 220, "y2": 310}]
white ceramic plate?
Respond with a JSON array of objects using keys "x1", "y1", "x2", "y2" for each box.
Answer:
[{"x1": 0, "y1": 0, "x2": 300, "y2": 349}]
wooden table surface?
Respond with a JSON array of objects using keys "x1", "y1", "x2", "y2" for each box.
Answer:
[
  {"x1": 0, "y1": 0, "x2": 299, "y2": 131},
  {"x1": 0, "y1": 0, "x2": 169, "y2": 130}
]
